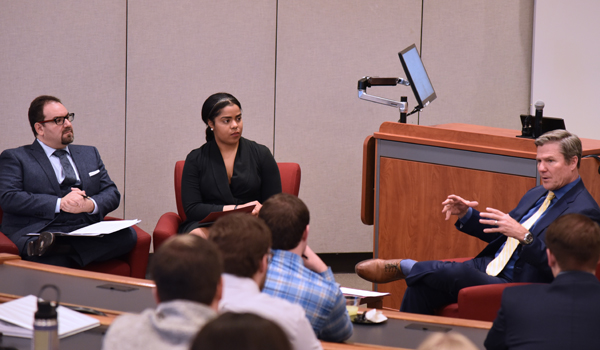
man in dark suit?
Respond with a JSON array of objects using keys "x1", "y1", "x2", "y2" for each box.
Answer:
[
  {"x1": 0, "y1": 95, "x2": 136, "y2": 267},
  {"x1": 355, "y1": 129, "x2": 600, "y2": 314},
  {"x1": 484, "y1": 213, "x2": 600, "y2": 350}
]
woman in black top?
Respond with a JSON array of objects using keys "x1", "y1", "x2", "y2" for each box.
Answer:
[{"x1": 179, "y1": 93, "x2": 282, "y2": 236}]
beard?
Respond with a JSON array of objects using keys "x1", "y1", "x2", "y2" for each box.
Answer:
[{"x1": 61, "y1": 128, "x2": 74, "y2": 145}]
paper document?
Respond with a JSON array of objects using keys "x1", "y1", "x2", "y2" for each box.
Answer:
[
  {"x1": 0, "y1": 295, "x2": 100, "y2": 338},
  {"x1": 68, "y1": 219, "x2": 141, "y2": 236},
  {"x1": 341, "y1": 287, "x2": 390, "y2": 298},
  {"x1": 27, "y1": 219, "x2": 141, "y2": 237}
]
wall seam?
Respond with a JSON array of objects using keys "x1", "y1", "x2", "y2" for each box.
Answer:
[
  {"x1": 123, "y1": 0, "x2": 129, "y2": 218},
  {"x1": 272, "y1": 0, "x2": 279, "y2": 157}
]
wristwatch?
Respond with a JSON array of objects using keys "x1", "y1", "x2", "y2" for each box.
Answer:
[{"x1": 522, "y1": 231, "x2": 534, "y2": 245}]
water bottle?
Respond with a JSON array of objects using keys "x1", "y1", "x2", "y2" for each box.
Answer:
[{"x1": 32, "y1": 285, "x2": 60, "y2": 350}]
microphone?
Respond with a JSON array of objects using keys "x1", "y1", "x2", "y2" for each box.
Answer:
[{"x1": 533, "y1": 100, "x2": 544, "y2": 138}]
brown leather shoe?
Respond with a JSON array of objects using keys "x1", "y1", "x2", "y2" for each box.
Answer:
[
  {"x1": 27, "y1": 232, "x2": 56, "y2": 257},
  {"x1": 355, "y1": 259, "x2": 405, "y2": 283}
]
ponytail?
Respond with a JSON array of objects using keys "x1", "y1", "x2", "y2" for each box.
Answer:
[{"x1": 205, "y1": 126, "x2": 215, "y2": 142}]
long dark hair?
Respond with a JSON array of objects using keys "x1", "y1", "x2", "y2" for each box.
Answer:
[{"x1": 201, "y1": 92, "x2": 242, "y2": 142}]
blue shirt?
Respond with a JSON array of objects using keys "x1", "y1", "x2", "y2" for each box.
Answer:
[{"x1": 263, "y1": 249, "x2": 353, "y2": 342}]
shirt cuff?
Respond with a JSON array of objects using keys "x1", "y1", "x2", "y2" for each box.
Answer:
[
  {"x1": 458, "y1": 207, "x2": 473, "y2": 224},
  {"x1": 88, "y1": 198, "x2": 99, "y2": 215}
]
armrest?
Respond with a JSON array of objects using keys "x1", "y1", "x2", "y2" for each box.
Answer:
[
  {"x1": 104, "y1": 216, "x2": 151, "y2": 279},
  {"x1": 0, "y1": 231, "x2": 19, "y2": 255},
  {"x1": 458, "y1": 282, "x2": 532, "y2": 322},
  {"x1": 153, "y1": 212, "x2": 182, "y2": 252}
]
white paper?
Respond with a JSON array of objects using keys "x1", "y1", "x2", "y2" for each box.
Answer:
[
  {"x1": 0, "y1": 295, "x2": 100, "y2": 338},
  {"x1": 27, "y1": 219, "x2": 141, "y2": 237},
  {"x1": 341, "y1": 287, "x2": 390, "y2": 298},
  {"x1": 365, "y1": 308, "x2": 388, "y2": 323},
  {"x1": 65, "y1": 219, "x2": 140, "y2": 236}
]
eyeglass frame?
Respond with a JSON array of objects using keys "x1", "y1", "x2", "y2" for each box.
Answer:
[{"x1": 37, "y1": 113, "x2": 75, "y2": 126}]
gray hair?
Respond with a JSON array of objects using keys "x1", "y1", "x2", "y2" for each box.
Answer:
[{"x1": 535, "y1": 129, "x2": 581, "y2": 168}]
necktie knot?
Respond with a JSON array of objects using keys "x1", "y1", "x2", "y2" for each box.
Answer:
[{"x1": 53, "y1": 149, "x2": 68, "y2": 157}]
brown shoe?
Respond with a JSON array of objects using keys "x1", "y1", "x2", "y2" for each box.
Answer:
[{"x1": 355, "y1": 259, "x2": 406, "y2": 283}]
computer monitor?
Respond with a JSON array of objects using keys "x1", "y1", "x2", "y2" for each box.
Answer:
[{"x1": 398, "y1": 44, "x2": 436, "y2": 109}]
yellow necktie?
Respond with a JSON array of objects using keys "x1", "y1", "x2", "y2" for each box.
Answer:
[{"x1": 486, "y1": 191, "x2": 555, "y2": 276}]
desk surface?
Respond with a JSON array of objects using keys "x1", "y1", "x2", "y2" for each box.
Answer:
[
  {"x1": 346, "y1": 309, "x2": 490, "y2": 350},
  {"x1": 0, "y1": 254, "x2": 155, "y2": 314},
  {"x1": 0, "y1": 255, "x2": 491, "y2": 350}
]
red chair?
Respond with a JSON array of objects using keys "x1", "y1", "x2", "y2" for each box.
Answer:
[
  {"x1": 0, "y1": 206, "x2": 151, "y2": 279},
  {"x1": 434, "y1": 257, "x2": 600, "y2": 322},
  {"x1": 153, "y1": 161, "x2": 301, "y2": 252}
]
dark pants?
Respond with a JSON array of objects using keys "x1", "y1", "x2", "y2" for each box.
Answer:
[
  {"x1": 400, "y1": 259, "x2": 509, "y2": 315},
  {"x1": 24, "y1": 227, "x2": 137, "y2": 268}
]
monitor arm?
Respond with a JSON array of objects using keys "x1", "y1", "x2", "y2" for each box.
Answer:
[{"x1": 357, "y1": 76, "x2": 410, "y2": 112}]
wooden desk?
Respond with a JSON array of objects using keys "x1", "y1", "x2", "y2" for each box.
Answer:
[
  {"x1": 0, "y1": 298, "x2": 490, "y2": 350},
  {"x1": 0, "y1": 254, "x2": 491, "y2": 349},
  {"x1": 0, "y1": 254, "x2": 155, "y2": 314},
  {"x1": 361, "y1": 123, "x2": 600, "y2": 308}
]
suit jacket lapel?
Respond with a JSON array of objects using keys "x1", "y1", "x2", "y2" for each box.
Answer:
[
  {"x1": 28, "y1": 141, "x2": 62, "y2": 196},
  {"x1": 512, "y1": 186, "x2": 546, "y2": 222},
  {"x1": 532, "y1": 180, "x2": 584, "y2": 235}
]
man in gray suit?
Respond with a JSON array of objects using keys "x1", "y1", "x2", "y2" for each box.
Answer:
[{"x1": 0, "y1": 95, "x2": 136, "y2": 267}]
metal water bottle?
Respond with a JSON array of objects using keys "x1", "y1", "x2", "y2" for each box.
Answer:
[{"x1": 32, "y1": 285, "x2": 60, "y2": 350}]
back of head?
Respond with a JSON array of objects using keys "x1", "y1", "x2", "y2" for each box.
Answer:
[
  {"x1": 535, "y1": 129, "x2": 582, "y2": 168},
  {"x1": 545, "y1": 213, "x2": 600, "y2": 271},
  {"x1": 201, "y1": 92, "x2": 242, "y2": 142},
  {"x1": 416, "y1": 332, "x2": 479, "y2": 350},
  {"x1": 29, "y1": 95, "x2": 61, "y2": 136},
  {"x1": 191, "y1": 312, "x2": 291, "y2": 350},
  {"x1": 151, "y1": 234, "x2": 222, "y2": 304},
  {"x1": 209, "y1": 213, "x2": 271, "y2": 278},
  {"x1": 259, "y1": 193, "x2": 310, "y2": 250}
]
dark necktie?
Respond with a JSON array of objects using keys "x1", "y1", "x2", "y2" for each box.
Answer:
[{"x1": 53, "y1": 149, "x2": 77, "y2": 187}]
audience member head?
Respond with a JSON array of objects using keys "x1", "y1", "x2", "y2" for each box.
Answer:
[
  {"x1": 259, "y1": 193, "x2": 310, "y2": 251},
  {"x1": 209, "y1": 213, "x2": 271, "y2": 282},
  {"x1": 416, "y1": 332, "x2": 479, "y2": 350},
  {"x1": 545, "y1": 213, "x2": 600, "y2": 274},
  {"x1": 201, "y1": 92, "x2": 242, "y2": 142},
  {"x1": 535, "y1": 129, "x2": 582, "y2": 168},
  {"x1": 151, "y1": 234, "x2": 223, "y2": 308},
  {"x1": 28, "y1": 95, "x2": 62, "y2": 137},
  {"x1": 191, "y1": 312, "x2": 291, "y2": 350}
]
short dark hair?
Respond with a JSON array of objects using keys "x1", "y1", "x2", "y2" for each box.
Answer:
[
  {"x1": 151, "y1": 234, "x2": 223, "y2": 304},
  {"x1": 545, "y1": 213, "x2": 600, "y2": 271},
  {"x1": 201, "y1": 92, "x2": 242, "y2": 142},
  {"x1": 190, "y1": 312, "x2": 291, "y2": 350},
  {"x1": 259, "y1": 193, "x2": 309, "y2": 250},
  {"x1": 535, "y1": 129, "x2": 582, "y2": 168},
  {"x1": 209, "y1": 213, "x2": 271, "y2": 278},
  {"x1": 28, "y1": 95, "x2": 62, "y2": 137}
]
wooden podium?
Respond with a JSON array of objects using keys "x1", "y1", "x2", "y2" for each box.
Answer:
[{"x1": 361, "y1": 123, "x2": 600, "y2": 309}]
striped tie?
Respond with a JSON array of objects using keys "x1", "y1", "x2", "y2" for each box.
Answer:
[
  {"x1": 53, "y1": 149, "x2": 77, "y2": 186},
  {"x1": 486, "y1": 191, "x2": 555, "y2": 276}
]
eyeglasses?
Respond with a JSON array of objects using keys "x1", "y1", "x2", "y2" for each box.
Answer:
[
  {"x1": 267, "y1": 249, "x2": 274, "y2": 263},
  {"x1": 38, "y1": 113, "x2": 75, "y2": 126}
]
